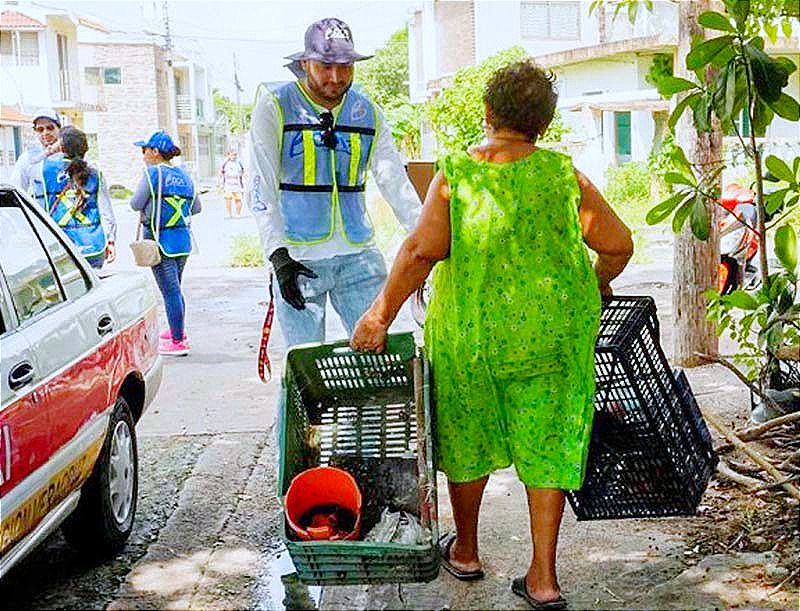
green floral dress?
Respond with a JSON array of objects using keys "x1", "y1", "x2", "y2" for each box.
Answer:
[{"x1": 424, "y1": 149, "x2": 601, "y2": 489}]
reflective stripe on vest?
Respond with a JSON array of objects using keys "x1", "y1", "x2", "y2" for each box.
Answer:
[
  {"x1": 145, "y1": 164, "x2": 195, "y2": 257},
  {"x1": 270, "y1": 81, "x2": 377, "y2": 245},
  {"x1": 42, "y1": 158, "x2": 107, "y2": 258}
]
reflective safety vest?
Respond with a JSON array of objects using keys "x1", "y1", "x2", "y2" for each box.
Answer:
[
  {"x1": 42, "y1": 158, "x2": 107, "y2": 258},
  {"x1": 269, "y1": 81, "x2": 377, "y2": 245},
  {"x1": 145, "y1": 164, "x2": 194, "y2": 257}
]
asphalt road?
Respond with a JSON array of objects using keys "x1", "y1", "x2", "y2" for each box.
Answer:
[{"x1": 1, "y1": 192, "x2": 687, "y2": 609}]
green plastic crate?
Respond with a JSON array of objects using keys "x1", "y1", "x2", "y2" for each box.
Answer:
[{"x1": 278, "y1": 333, "x2": 440, "y2": 586}]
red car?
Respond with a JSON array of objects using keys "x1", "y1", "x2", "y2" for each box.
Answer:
[{"x1": 0, "y1": 184, "x2": 162, "y2": 577}]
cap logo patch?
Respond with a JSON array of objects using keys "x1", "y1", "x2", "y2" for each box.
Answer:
[{"x1": 324, "y1": 24, "x2": 351, "y2": 42}]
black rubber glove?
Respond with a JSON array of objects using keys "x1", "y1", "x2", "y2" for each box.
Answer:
[{"x1": 269, "y1": 247, "x2": 318, "y2": 311}]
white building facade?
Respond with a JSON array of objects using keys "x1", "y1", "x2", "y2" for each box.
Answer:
[{"x1": 409, "y1": 0, "x2": 800, "y2": 187}]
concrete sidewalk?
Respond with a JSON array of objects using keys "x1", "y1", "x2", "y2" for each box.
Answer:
[{"x1": 318, "y1": 362, "x2": 794, "y2": 610}]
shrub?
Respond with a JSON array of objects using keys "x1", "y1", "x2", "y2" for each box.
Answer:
[
  {"x1": 605, "y1": 161, "x2": 651, "y2": 207},
  {"x1": 109, "y1": 184, "x2": 133, "y2": 200},
  {"x1": 229, "y1": 234, "x2": 265, "y2": 267}
]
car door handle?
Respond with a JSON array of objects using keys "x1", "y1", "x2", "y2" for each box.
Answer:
[
  {"x1": 97, "y1": 315, "x2": 114, "y2": 336},
  {"x1": 9, "y1": 361, "x2": 35, "y2": 391}
]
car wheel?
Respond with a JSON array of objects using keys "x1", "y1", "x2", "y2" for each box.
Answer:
[{"x1": 62, "y1": 395, "x2": 138, "y2": 555}]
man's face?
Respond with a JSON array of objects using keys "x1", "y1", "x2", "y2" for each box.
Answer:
[
  {"x1": 34, "y1": 118, "x2": 59, "y2": 147},
  {"x1": 228, "y1": 151, "x2": 237, "y2": 160},
  {"x1": 302, "y1": 60, "x2": 354, "y2": 106}
]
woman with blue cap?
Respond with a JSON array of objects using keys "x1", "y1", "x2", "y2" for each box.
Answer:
[
  {"x1": 130, "y1": 130, "x2": 202, "y2": 356},
  {"x1": 40, "y1": 125, "x2": 117, "y2": 269}
]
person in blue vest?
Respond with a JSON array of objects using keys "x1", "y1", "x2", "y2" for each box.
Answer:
[
  {"x1": 11, "y1": 109, "x2": 63, "y2": 209},
  {"x1": 130, "y1": 131, "x2": 202, "y2": 357},
  {"x1": 41, "y1": 125, "x2": 117, "y2": 269},
  {"x1": 248, "y1": 17, "x2": 421, "y2": 350}
]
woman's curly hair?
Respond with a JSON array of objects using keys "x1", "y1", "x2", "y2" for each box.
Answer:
[{"x1": 483, "y1": 60, "x2": 558, "y2": 142}]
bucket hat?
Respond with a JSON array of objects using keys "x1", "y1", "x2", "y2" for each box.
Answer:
[
  {"x1": 134, "y1": 130, "x2": 181, "y2": 156},
  {"x1": 285, "y1": 18, "x2": 372, "y2": 78}
]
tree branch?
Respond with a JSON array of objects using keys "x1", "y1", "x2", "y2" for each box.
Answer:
[
  {"x1": 695, "y1": 351, "x2": 782, "y2": 413},
  {"x1": 737, "y1": 411, "x2": 800, "y2": 441}
]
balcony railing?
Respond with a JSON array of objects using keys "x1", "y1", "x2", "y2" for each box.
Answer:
[{"x1": 176, "y1": 94, "x2": 192, "y2": 121}]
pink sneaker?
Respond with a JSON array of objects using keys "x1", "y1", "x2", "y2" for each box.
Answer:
[
  {"x1": 159, "y1": 329, "x2": 187, "y2": 341},
  {"x1": 159, "y1": 339, "x2": 190, "y2": 356}
]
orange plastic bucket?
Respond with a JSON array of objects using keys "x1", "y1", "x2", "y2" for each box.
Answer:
[{"x1": 285, "y1": 466, "x2": 362, "y2": 541}]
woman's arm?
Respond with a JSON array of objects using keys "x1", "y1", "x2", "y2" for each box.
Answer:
[
  {"x1": 350, "y1": 170, "x2": 452, "y2": 352},
  {"x1": 129, "y1": 176, "x2": 151, "y2": 212},
  {"x1": 576, "y1": 170, "x2": 634, "y2": 295}
]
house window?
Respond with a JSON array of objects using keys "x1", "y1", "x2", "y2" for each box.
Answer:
[
  {"x1": 103, "y1": 67, "x2": 122, "y2": 84},
  {"x1": 0, "y1": 31, "x2": 40, "y2": 66},
  {"x1": 615, "y1": 111, "x2": 632, "y2": 160},
  {"x1": 84, "y1": 66, "x2": 101, "y2": 85},
  {"x1": 727, "y1": 109, "x2": 751, "y2": 138},
  {"x1": 520, "y1": 1, "x2": 580, "y2": 40}
]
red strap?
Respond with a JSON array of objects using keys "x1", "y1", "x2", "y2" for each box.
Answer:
[{"x1": 258, "y1": 276, "x2": 275, "y2": 383}]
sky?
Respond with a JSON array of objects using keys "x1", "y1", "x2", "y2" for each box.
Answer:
[{"x1": 54, "y1": 0, "x2": 416, "y2": 100}]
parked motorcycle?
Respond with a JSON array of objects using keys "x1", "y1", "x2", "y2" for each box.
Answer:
[{"x1": 718, "y1": 183, "x2": 760, "y2": 295}]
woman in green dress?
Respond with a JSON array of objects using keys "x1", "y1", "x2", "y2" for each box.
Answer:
[{"x1": 351, "y1": 60, "x2": 633, "y2": 609}]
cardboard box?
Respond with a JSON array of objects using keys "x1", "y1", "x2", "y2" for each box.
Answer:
[{"x1": 405, "y1": 161, "x2": 436, "y2": 203}]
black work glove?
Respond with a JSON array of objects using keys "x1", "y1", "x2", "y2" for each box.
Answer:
[{"x1": 269, "y1": 247, "x2": 318, "y2": 311}]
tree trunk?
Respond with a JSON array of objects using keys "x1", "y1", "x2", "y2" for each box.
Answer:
[{"x1": 672, "y1": 0, "x2": 721, "y2": 366}]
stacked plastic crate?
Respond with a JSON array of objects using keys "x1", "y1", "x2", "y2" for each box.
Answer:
[{"x1": 567, "y1": 296, "x2": 718, "y2": 520}]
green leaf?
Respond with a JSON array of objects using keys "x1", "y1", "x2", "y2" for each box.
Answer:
[
  {"x1": 664, "y1": 171, "x2": 695, "y2": 186},
  {"x1": 727, "y1": 0, "x2": 750, "y2": 30},
  {"x1": 725, "y1": 62, "x2": 737, "y2": 119},
  {"x1": 767, "y1": 93, "x2": 800, "y2": 121},
  {"x1": 698, "y1": 11, "x2": 735, "y2": 32},
  {"x1": 646, "y1": 191, "x2": 689, "y2": 225},
  {"x1": 764, "y1": 21, "x2": 779, "y2": 44},
  {"x1": 775, "y1": 224, "x2": 798, "y2": 271},
  {"x1": 627, "y1": 0, "x2": 638, "y2": 24},
  {"x1": 710, "y1": 45, "x2": 737, "y2": 69},
  {"x1": 745, "y1": 43, "x2": 791, "y2": 103},
  {"x1": 724, "y1": 290, "x2": 758, "y2": 310},
  {"x1": 775, "y1": 57, "x2": 797, "y2": 77},
  {"x1": 670, "y1": 144, "x2": 694, "y2": 176},
  {"x1": 692, "y1": 93, "x2": 711, "y2": 132},
  {"x1": 782, "y1": 18, "x2": 794, "y2": 39},
  {"x1": 765, "y1": 155, "x2": 796, "y2": 183},
  {"x1": 686, "y1": 35, "x2": 735, "y2": 71},
  {"x1": 751, "y1": 97, "x2": 774, "y2": 137},
  {"x1": 672, "y1": 198, "x2": 694, "y2": 233},
  {"x1": 690, "y1": 194, "x2": 710, "y2": 240},
  {"x1": 669, "y1": 91, "x2": 702, "y2": 131},
  {"x1": 657, "y1": 76, "x2": 698, "y2": 97},
  {"x1": 766, "y1": 188, "x2": 789, "y2": 215}
]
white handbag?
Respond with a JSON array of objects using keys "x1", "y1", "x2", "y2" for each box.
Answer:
[{"x1": 130, "y1": 166, "x2": 162, "y2": 267}]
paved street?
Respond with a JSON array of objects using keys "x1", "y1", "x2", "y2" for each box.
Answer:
[{"x1": 2, "y1": 192, "x2": 781, "y2": 610}]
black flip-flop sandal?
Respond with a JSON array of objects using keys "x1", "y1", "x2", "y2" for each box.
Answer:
[
  {"x1": 437, "y1": 533, "x2": 485, "y2": 581},
  {"x1": 511, "y1": 577, "x2": 568, "y2": 610}
]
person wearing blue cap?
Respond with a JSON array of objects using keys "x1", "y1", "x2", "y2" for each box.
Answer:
[
  {"x1": 11, "y1": 109, "x2": 63, "y2": 208},
  {"x1": 130, "y1": 130, "x2": 202, "y2": 356},
  {"x1": 41, "y1": 126, "x2": 117, "y2": 269},
  {"x1": 248, "y1": 17, "x2": 421, "y2": 352}
]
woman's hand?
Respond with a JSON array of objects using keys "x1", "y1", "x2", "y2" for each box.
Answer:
[
  {"x1": 599, "y1": 282, "x2": 613, "y2": 297},
  {"x1": 350, "y1": 309, "x2": 389, "y2": 354}
]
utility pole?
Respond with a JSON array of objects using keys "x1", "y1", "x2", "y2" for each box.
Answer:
[
  {"x1": 233, "y1": 52, "x2": 244, "y2": 135},
  {"x1": 162, "y1": 0, "x2": 178, "y2": 139}
]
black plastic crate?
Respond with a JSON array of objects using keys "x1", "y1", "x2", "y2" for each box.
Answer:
[{"x1": 567, "y1": 297, "x2": 717, "y2": 520}]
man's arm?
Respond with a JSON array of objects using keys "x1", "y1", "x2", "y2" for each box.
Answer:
[
  {"x1": 248, "y1": 92, "x2": 286, "y2": 257},
  {"x1": 368, "y1": 109, "x2": 422, "y2": 233}
]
